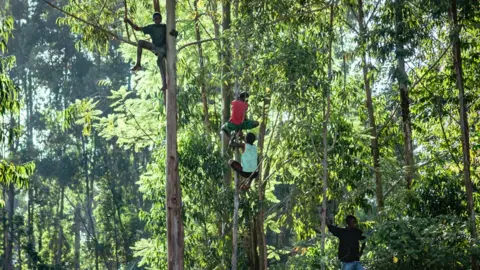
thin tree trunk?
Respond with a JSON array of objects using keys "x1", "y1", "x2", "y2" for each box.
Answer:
[
  {"x1": 450, "y1": 1, "x2": 477, "y2": 269},
  {"x1": 221, "y1": 0, "x2": 233, "y2": 185},
  {"x1": 210, "y1": 0, "x2": 222, "y2": 103},
  {"x1": 4, "y1": 185, "x2": 14, "y2": 270},
  {"x1": 82, "y1": 135, "x2": 99, "y2": 270},
  {"x1": 357, "y1": 0, "x2": 383, "y2": 209},
  {"x1": 231, "y1": 1, "x2": 241, "y2": 268},
  {"x1": 153, "y1": 0, "x2": 160, "y2": 13},
  {"x1": 166, "y1": 1, "x2": 185, "y2": 269},
  {"x1": 321, "y1": 4, "x2": 334, "y2": 265},
  {"x1": 194, "y1": 0, "x2": 210, "y2": 129},
  {"x1": 17, "y1": 227, "x2": 21, "y2": 270},
  {"x1": 394, "y1": 0, "x2": 414, "y2": 189},
  {"x1": 26, "y1": 70, "x2": 35, "y2": 269},
  {"x1": 27, "y1": 186, "x2": 33, "y2": 265},
  {"x1": 256, "y1": 96, "x2": 270, "y2": 270},
  {"x1": 2, "y1": 188, "x2": 6, "y2": 266},
  {"x1": 38, "y1": 209, "x2": 43, "y2": 255},
  {"x1": 107, "y1": 155, "x2": 130, "y2": 262},
  {"x1": 249, "y1": 210, "x2": 259, "y2": 270},
  {"x1": 55, "y1": 186, "x2": 65, "y2": 266},
  {"x1": 219, "y1": 0, "x2": 232, "y2": 254},
  {"x1": 232, "y1": 153, "x2": 240, "y2": 270},
  {"x1": 133, "y1": 152, "x2": 144, "y2": 209},
  {"x1": 209, "y1": 0, "x2": 227, "y2": 243},
  {"x1": 112, "y1": 212, "x2": 120, "y2": 269},
  {"x1": 74, "y1": 203, "x2": 81, "y2": 270}
]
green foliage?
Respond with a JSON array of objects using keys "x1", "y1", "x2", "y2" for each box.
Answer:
[
  {"x1": 0, "y1": 160, "x2": 34, "y2": 188},
  {"x1": 0, "y1": 13, "x2": 34, "y2": 191},
  {"x1": 365, "y1": 216, "x2": 480, "y2": 269},
  {"x1": 0, "y1": 16, "x2": 20, "y2": 130},
  {"x1": 60, "y1": 99, "x2": 102, "y2": 136},
  {"x1": 269, "y1": 238, "x2": 340, "y2": 270}
]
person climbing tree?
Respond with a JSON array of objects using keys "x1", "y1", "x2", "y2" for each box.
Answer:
[
  {"x1": 327, "y1": 215, "x2": 366, "y2": 270},
  {"x1": 124, "y1": 12, "x2": 178, "y2": 91},
  {"x1": 221, "y1": 92, "x2": 259, "y2": 140},
  {"x1": 229, "y1": 132, "x2": 259, "y2": 190}
]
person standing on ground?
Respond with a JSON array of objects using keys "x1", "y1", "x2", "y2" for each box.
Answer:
[{"x1": 327, "y1": 215, "x2": 366, "y2": 270}]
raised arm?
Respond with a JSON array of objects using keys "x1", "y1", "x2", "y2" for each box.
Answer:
[
  {"x1": 124, "y1": 18, "x2": 141, "y2": 31},
  {"x1": 327, "y1": 224, "x2": 342, "y2": 237}
]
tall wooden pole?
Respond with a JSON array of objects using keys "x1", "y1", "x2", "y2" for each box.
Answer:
[
  {"x1": 357, "y1": 0, "x2": 383, "y2": 209},
  {"x1": 221, "y1": 0, "x2": 232, "y2": 186},
  {"x1": 165, "y1": 0, "x2": 184, "y2": 269},
  {"x1": 394, "y1": 0, "x2": 415, "y2": 189},
  {"x1": 153, "y1": 0, "x2": 160, "y2": 13},
  {"x1": 194, "y1": 0, "x2": 210, "y2": 129},
  {"x1": 231, "y1": 0, "x2": 240, "y2": 268},
  {"x1": 320, "y1": 5, "x2": 334, "y2": 269},
  {"x1": 450, "y1": 0, "x2": 477, "y2": 269}
]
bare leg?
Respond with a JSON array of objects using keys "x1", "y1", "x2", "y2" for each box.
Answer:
[
  {"x1": 133, "y1": 40, "x2": 154, "y2": 70},
  {"x1": 157, "y1": 53, "x2": 167, "y2": 91}
]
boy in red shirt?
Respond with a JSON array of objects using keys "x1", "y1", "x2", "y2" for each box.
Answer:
[{"x1": 221, "y1": 92, "x2": 259, "y2": 140}]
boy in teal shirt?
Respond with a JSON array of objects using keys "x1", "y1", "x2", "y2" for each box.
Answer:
[{"x1": 229, "y1": 132, "x2": 258, "y2": 190}]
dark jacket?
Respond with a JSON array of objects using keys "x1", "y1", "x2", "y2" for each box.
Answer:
[{"x1": 328, "y1": 225, "x2": 365, "y2": 262}]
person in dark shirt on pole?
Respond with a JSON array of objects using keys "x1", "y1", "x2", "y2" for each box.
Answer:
[
  {"x1": 328, "y1": 215, "x2": 366, "y2": 270},
  {"x1": 125, "y1": 12, "x2": 178, "y2": 91}
]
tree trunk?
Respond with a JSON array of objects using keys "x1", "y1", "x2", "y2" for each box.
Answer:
[
  {"x1": 321, "y1": 4, "x2": 334, "y2": 264},
  {"x1": 2, "y1": 189, "x2": 6, "y2": 265},
  {"x1": 231, "y1": 156, "x2": 240, "y2": 270},
  {"x1": 166, "y1": 1, "x2": 185, "y2": 269},
  {"x1": 252, "y1": 221, "x2": 259, "y2": 269},
  {"x1": 38, "y1": 210, "x2": 43, "y2": 255},
  {"x1": 109, "y1": 159, "x2": 130, "y2": 262},
  {"x1": 74, "y1": 203, "x2": 81, "y2": 270},
  {"x1": 112, "y1": 212, "x2": 120, "y2": 269},
  {"x1": 394, "y1": 0, "x2": 414, "y2": 189},
  {"x1": 17, "y1": 225, "x2": 21, "y2": 270},
  {"x1": 231, "y1": 2, "x2": 241, "y2": 268},
  {"x1": 104, "y1": 147, "x2": 130, "y2": 261},
  {"x1": 55, "y1": 186, "x2": 65, "y2": 266},
  {"x1": 209, "y1": 0, "x2": 227, "y2": 244},
  {"x1": 450, "y1": 1, "x2": 477, "y2": 269},
  {"x1": 153, "y1": 0, "x2": 160, "y2": 13},
  {"x1": 249, "y1": 210, "x2": 259, "y2": 270},
  {"x1": 82, "y1": 135, "x2": 99, "y2": 270},
  {"x1": 194, "y1": 0, "x2": 210, "y2": 129},
  {"x1": 27, "y1": 186, "x2": 33, "y2": 265},
  {"x1": 26, "y1": 70, "x2": 35, "y2": 269},
  {"x1": 357, "y1": 0, "x2": 384, "y2": 209},
  {"x1": 133, "y1": 152, "x2": 144, "y2": 209},
  {"x1": 221, "y1": 0, "x2": 233, "y2": 185},
  {"x1": 256, "y1": 94, "x2": 270, "y2": 270},
  {"x1": 82, "y1": 133, "x2": 99, "y2": 270},
  {"x1": 4, "y1": 185, "x2": 14, "y2": 270}
]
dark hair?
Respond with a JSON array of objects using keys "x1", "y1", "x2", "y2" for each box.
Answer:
[
  {"x1": 239, "y1": 92, "x2": 249, "y2": 100},
  {"x1": 246, "y1": 133, "x2": 256, "y2": 144},
  {"x1": 345, "y1": 215, "x2": 357, "y2": 224},
  {"x1": 153, "y1": 12, "x2": 162, "y2": 20}
]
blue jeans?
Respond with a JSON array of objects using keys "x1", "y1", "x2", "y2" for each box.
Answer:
[{"x1": 341, "y1": 261, "x2": 364, "y2": 270}]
